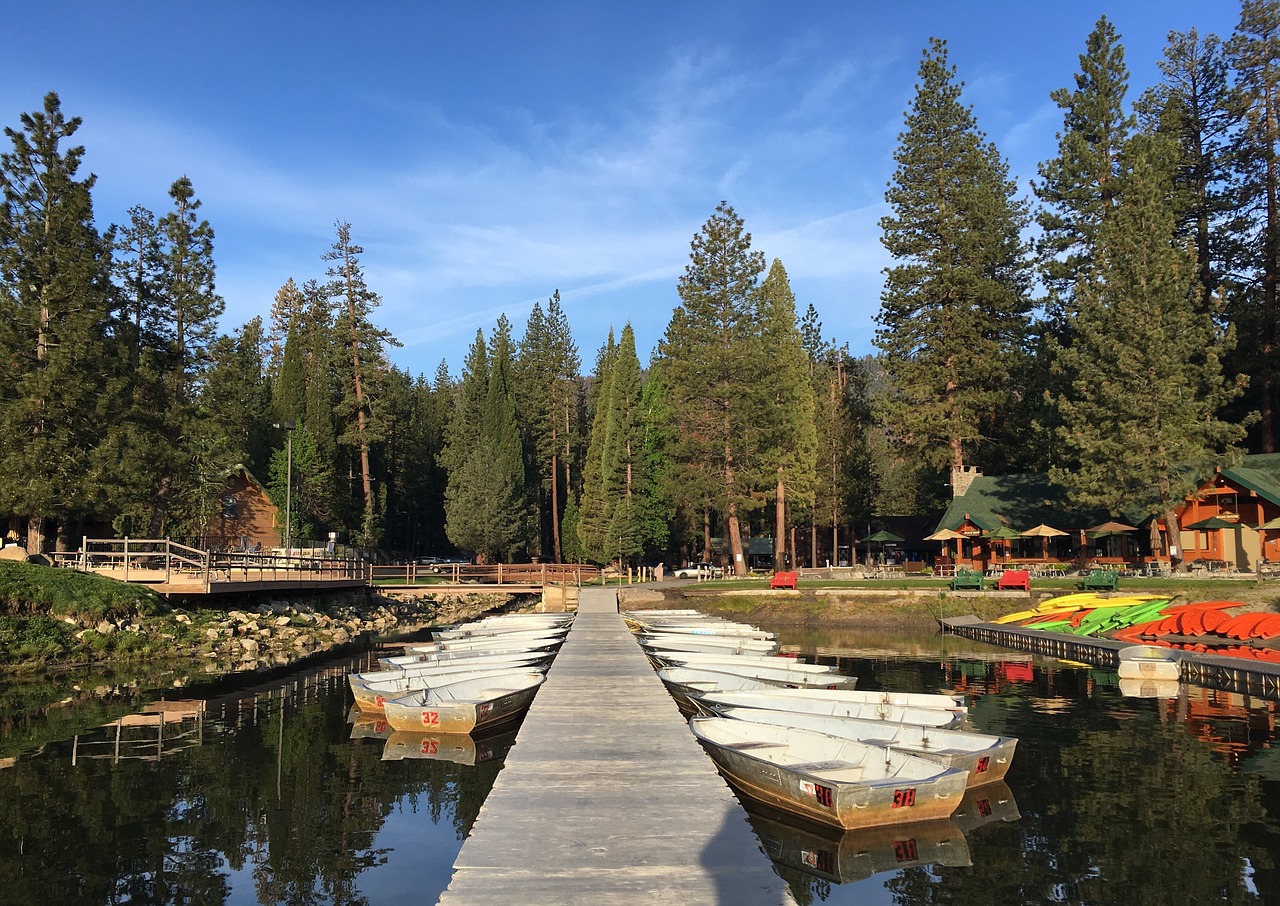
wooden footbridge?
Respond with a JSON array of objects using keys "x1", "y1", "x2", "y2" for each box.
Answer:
[{"x1": 49, "y1": 538, "x2": 600, "y2": 597}]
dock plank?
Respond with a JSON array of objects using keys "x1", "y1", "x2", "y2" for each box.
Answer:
[{"x1": 438, "y1": 587, "x2": 795, "y2": 905}]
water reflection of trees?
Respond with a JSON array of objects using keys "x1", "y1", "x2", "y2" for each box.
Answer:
[
  {"x1": 0, "y1": 680, "x2": 502, "y2": 904},
  {"x1": 768, "y1": 630, "x2": 1280, "y2": 904}
]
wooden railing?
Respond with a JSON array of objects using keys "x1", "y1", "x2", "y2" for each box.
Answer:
[
  {"x1": 50, "y1": 538, "x2": 364, "y2": 591},
  {"x1": 369, "y1": 562, "x2": 601, "y2": 587}
]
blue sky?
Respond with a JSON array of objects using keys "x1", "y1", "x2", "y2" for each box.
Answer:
[{"x1": 3, "y1": 2, "x2": 1242, "y2": 378}]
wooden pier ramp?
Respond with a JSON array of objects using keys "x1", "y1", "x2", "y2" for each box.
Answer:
[{"x1": 437, "y1": 587, "x2": 795, "y2": 905}]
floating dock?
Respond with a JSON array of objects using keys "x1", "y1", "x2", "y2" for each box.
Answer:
[
  {"x1": 437, "y1": 587, "x2": 795, "y2": 905},
  {"x1": 941, "y1": 615, "x2": 1280, "y2": 699}
]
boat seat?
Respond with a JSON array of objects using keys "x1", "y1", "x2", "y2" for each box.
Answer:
[{"x1": 788, "y1": 760, "x2": 863, "y2": 782}]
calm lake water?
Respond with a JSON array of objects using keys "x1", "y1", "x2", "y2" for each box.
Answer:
[{"x1": 3, "y1": 619, "x2": 1280, "y2": 904}]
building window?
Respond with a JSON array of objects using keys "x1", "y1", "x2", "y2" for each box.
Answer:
[{"x1": 221, "y1": 495, "x2": 238, "y2": 518}]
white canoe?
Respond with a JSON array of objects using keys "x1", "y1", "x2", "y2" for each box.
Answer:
[
  {"x1": 659, "y1": 663, "x2": 857, "y2": 690},
  {"x1": 350, "y1": 659, "x2": 547, "y2": 712},
  {"x1": 630, "y1": 620, "x2": 775, "y2": 639},
  {"x1": 693, "y1": 689, "x2": 968, "y2": 728},
  {"x1": 381, "y1": 670, "x2": 546, "y2": 734},
  {"x1": 378, "y1": 645, "x2": 557, "y2": 670},
  {"x1": 638, "y1": 635, "x2": 779, "y2": 656},
  {"x1": 690, "y1": 716, "x2": 969, "y2": 830},
  {"x1": 645, "y1": 650, "x2": 845, "y2": 676},
  {"x1": 715, "y1": 706, "x2": 1016, "y2": 787},
  {"x1": 429, "y1": 629, "x2": 568, "y2": 649}
]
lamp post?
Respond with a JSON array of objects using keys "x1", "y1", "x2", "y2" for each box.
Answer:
[{"x1": 273, "y1": 422, "x2": 294, "y2": 556}]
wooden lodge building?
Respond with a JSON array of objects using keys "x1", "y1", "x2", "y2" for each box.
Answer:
[
  {"x1": 203, "y1": 468, "x2": 282, "y2": 553},
  {"x1": 933, "y1": 457, "x2": 1280, "y2": 574}
]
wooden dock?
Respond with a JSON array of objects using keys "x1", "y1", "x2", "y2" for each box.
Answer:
[
  {"x1": 942, "y1": 614, "x2": 1280, "y2": 698},
  {"x1": 437, "y1": 587, "x2": 795, "y2": 905}
]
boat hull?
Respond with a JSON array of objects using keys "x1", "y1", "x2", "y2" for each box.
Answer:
[
  {"x1": 382, "y1": 674, "x2": 544, "y2": 734},
  {"x1": 1117, "y1": 645, "x2": 1181, "y2": 680},
  {"x1": 691, "y1": 718, "x2": 969, "y2": 831},
  {"x1": 718, "y1": 708, "x2": 1016, "y2": 788},
  {"x1": 349, "y1": 661, "x2": 544, "y2": 713}
]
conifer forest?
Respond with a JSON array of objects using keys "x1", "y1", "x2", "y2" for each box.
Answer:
[{"x1": 3, "y1": 4, "x2": 1280, "y2": 575}]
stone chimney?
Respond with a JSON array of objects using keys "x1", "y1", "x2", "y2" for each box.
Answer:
[{"x1": 951, "y1": 465, "x2": 982, "y2": 499}]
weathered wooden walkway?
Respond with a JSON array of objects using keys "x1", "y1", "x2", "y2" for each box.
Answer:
[{"x1": 437, "y1": 586, "x2": 795, "y2": 905}]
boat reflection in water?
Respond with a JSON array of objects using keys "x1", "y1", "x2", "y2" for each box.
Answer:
[
  {"x1": 348, "y1": 706, "x2": 395, "y2": 740},
  {"x1": 381, "y1": 727, "x2": 520, "y2": 766},
  {"x1": 745, "y1": 782, "x2": 1019, "y2": 886}
]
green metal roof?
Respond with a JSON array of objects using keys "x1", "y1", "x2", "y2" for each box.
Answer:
[
  {"x1": 1221, "y1": 453, "x2": 1280, "y2": 508},
  {"x1": 937, "y1": 453, "x2": 1280, "y2": 536},
  {"x1": 935, "y1": 472, "x2": 1112, "y2": 534}
]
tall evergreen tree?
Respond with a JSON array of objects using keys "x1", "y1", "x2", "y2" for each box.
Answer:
[
  {"x1": 145, "y1": 175, "x2": 225, "y2": 538},
  {"x1": 516, "y1": 290, "x2": 580, "y2": 561},
  {"x1": 266, "y1": 278, "x2": 307, "y2": 380},
  {"x1": 875, "y1": 38, "x2": 1032, "y2": 474},
  {"x1": 659, "y1": 201, "x2": 768, "y2": 576},
  {"x1": 1035, "y1": 15, "x2": 1135, "y2": 323},
  {"x1": 576, "y1": 331, "x2": 617, "y2": 562},
  {"x1": 758, "y1": 259, "x2": 817, "y2": 568},
  {"x1": 158, "y1": 176, "x2": 223, "y2": 407},
  {"x1": 443, "y1": 322, "x2": 526, "y2": 561},
  {"x1": 635, "y1": 357, "x2": 674, "y2": 563},
  {"x1": 1050, "y1": 135, "x2": 1248, "y2": 545},
  {"x1": 0, "y1": 92, "x2": 118, "y2": 552},
  {"x1": 579, "y1": 324, "x2": 645, "y2": 565},
  {"x1": 322, "y1": 221, "x2": 399, "y2": 545},
  {"x1": 1139, "y1": 28, "x2": 1238, "y2": 305},
  {"x1": 1227, "y1": 0, "x2": 1280, "y2": 450},
  {"x1": 198, "y1": 317, "x2": 273, "y2": 475}
]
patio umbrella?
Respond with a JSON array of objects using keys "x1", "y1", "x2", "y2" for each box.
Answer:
[
  {"x1": 1087, "y1": 520, "x2": 1139, "y2": 536},
  {"x1": 924, "y1": 527, "x2": 965, "y2": 562},
  {"x1": 1021, "y1": 523, "x2": 1067, "y2": 559},
  {"x1": 864, "y1": 529, "x2": 904, "y2": 564},
  {"x1": 982, "y1": 525, "x2": 1021, "y2": 563}
]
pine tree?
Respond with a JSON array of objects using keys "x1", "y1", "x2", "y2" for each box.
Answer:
[
  {"x1": 603, "y1": 326, "x2": 645, "y2": 565},
  {"x1": 158, "y1": 176, "x2": 223, "y2": 407},
  {"x1": 627, "y1": 357, "x2": 669, "y2": 566},
  {"x1": 0, "y1": 92, "x2": 118, "y2": 552},
  {"x1": 759, "y1": 259, "x2": 817, "y2": 568},
  {"x1": 443, "y1": 321, "x2": 526, "y2": 561},
  {"x1": 1035, "y1": 15, "x2": 1135, "y2": 321},
  {"x1": 266, "y1": 278, "x2": 307, "y2": 380},
  {"x1": 876, "y1": 38, "x2": 1032, "y2": 473},
  {"x1": 660, "y1": 202, "x2": 769, "y2": 576},
  {"x1": 1139, "y1": 29, "x2": 1238, "y2": 304},
  {"x1": 144, "y1": 175, "x2": 225, "y2": 538},
  {"x1": 198, "y1": 317, "x2": 273, "y2": 475},
  {"x1": 1050, "y1": 134, "x2": 1248, "y2": 539},
  {"x1": 516, "y1": 290, "x2": 581, "y2": 561},
  {"x1": 322, "y1": 221, "x2": 399, "y2": 545},
  {"x1": 1227, "y1": 0, "x2": 1280, "y2": 450},
  {"x1": 576, "y1": 331, "x2": 617, "y2": 562}
]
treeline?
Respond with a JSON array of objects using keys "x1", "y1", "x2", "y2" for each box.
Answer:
[{"x1": 1, "y1": 5, "x2": 1277, "y2": 571}]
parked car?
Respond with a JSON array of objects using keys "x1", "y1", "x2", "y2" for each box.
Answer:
[
  {"x1": 418, "y1": 555, "x2": 470, "y2": 572},
  {"x1": 673, "y1": 562, "x2": 724, "y2": 579}
]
